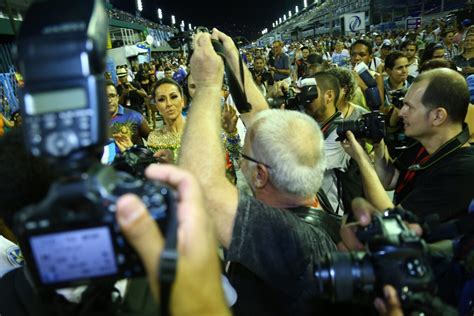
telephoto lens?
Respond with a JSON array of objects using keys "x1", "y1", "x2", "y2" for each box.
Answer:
[{"x1": 314, "y1": 252, "x2": 375, "y2": 302}]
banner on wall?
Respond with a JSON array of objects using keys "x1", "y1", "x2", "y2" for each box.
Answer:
[{"x1": 341, "y1": 12, "x2": 366, "y2": 35}]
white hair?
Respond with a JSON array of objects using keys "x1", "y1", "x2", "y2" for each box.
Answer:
[{"x1": 249, "y1": 109, "x2": 326, "y2": 197}]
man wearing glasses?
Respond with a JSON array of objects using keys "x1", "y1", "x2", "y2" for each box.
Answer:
[
  {"x1": 179, "y1": 30, "x2": 338, "y2": 316},
  {"x1": 107, "y1": 82, "x2": 150, "y2": 148}
]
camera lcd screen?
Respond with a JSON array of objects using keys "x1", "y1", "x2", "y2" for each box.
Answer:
[
  {"x1": 29, "y1": 227, "x2": 118, "y2": 284},
  {"x1": 25, "y1": 88, "x2": 87, "y2": 115},
  {"x1": 384, "y1": 218, "x2": 403, "y2": 235}
]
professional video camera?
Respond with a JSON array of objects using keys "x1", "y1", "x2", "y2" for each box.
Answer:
[
  {"x1": 314, "y1": 212, "x2": 438, "y2": 313},
  {"x1": 267, "y1": 78, "x2": 318, "y2": 111},
  {"x1": 13, "y1": 0, "x2": 176, "y2": 290}
]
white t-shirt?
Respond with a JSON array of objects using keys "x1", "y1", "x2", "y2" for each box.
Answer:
[{"x1": 321, "y1": 129, "x2": 351, "y2": 215}]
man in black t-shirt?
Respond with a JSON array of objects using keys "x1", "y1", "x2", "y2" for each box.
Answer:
[{"x1": 343, "y1": 68, "x2": 474, "y2": 226}]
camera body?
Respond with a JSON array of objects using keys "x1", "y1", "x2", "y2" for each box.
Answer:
[
  {"x1": 13, "y1": 165, "x2": 175, "y2": 289},
  {"x1": 112, "y1": 145, "x2": 160, "y2": 179},
  {"x1": 314, "y1": 213, "x2": 435, "y2": 303},
  {"x1": 390, "y1": 89, "x2": 406, "y2": 109},
  {"x1": 268, "y1": 78, "x2": 318, "y2": 111},
  {"x1": 13, "y1": 0, "x2": 176, "y2": 289},
  {"x1": 336, "y1": 111, "x2": 386, "y2": 143}
]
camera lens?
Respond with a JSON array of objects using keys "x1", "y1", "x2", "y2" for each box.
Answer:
[
  {"x1": 314, "y1": 252, "x2": 375, "y2": 302},
  {"x1": 336, "y1": 119, "x2": 365, "y2": 141}
]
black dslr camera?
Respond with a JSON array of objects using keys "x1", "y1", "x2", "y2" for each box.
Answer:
[
  {"x1": 112, "y1": 145, "x2": 160, "y2": 179},
  {"x1": 390, "y1": 89, "x2": 406, "y2": 109},
  {"x1": 314, "y1": 213, "x2": 435, "y2": 306},
  {"x1": 13, "y1": 0, "x2": 176, "y2": 290},
  {"x1": 336, "y1": 111, "x2": 386, "y2": 143},
  {"x1": 267, "y1": 78, "x2": 318, "y2": 111}
]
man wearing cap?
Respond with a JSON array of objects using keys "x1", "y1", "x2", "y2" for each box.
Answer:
[
  {"x1": 304, "y1": 53, "x2": 329, "y2": 77},
  {"x1": 379, "y1": 40, "x2": 393, "y2": 62},
  {"x1": 116, "y1": 66, "x2": 148, "y2": 115},
  {"x1": 295, "y1": 46, "x2": 310, "y2": 79}
]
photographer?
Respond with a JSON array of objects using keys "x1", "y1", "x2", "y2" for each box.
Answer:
[
  {"x1": 303, "y1": 72, "x2": 362, "y2": 216},
  {"x1": 179, "y1": 30, "x2": 339, "y2": 315},
  {"x1": 250, "y1": 56, "x2": 274, "y2": 97},
  {"x1": 116, "y1": 67, "x2": 148, "y2": 115},
  {"x1": 342, "y1": 68, "x2": 474, "y2": 226}
]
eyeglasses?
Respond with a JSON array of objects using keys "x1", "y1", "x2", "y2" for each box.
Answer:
[
  {"x1": 238, "y1": 152, "x2": 272, "y2": 169},
  {"x1": 107, "y1": 93, "x2": 118, "y2": 99}
]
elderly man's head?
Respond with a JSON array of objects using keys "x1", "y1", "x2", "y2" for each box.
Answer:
[{"x1": 240, "y1": 109, "x2": 326, "y2": 198}]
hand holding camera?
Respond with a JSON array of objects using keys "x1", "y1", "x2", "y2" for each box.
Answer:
[
  {"x1": 13, "y1": 0, "x2": 178, "y2": 291},
  {"x1": 190, "y1": 32, "x2": 224, "y2": 91},
  {"x1": 116, "y1": 164, "x2": 230, "y2": 315},
  {"x1": 340, "y1": 130, "x2": 371, "y2": 164},
  {"x1": 210, "y1": 28, "x2": 241, "y2": 80}
]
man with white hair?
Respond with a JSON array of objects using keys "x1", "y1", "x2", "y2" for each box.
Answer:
[{"x1": 179, "y1": 30, "x2": 338, "y2": 315}]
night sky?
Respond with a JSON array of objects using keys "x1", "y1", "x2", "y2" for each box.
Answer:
[{"x1": 111, "y1": 0, "x2": 305, "y2": 41}]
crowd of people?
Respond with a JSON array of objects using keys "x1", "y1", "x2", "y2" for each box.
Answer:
[{"x1": 1, "y1": 8, "x2": 474, "y2": 316}]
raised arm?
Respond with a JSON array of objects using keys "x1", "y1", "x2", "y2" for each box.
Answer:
[
  {"x1": 342, "y1": 131, "x2": 394, "y2": 211},
  {"x1": 178, "y1": 32, "x2": 239, "y2": 249},
  {"x1": 211, "y1": 29, "x2": 269, "y2": 127}
]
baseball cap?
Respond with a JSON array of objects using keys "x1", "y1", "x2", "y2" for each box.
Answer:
[
  {"x1": 116, "y1": 68, "x2": 127, "y2": 78},
  {"x1": 462, "y1": 19, "x2": 472, "y2": 28},
  {"x1": 381, "y1": 39, "x2": 392, "y2": 49},
  {"x1": 306, "y1": 53, "x2": 323, "y2": 66}
]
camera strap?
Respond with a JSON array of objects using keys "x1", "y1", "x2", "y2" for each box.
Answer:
[
  {"x1": 212, "y1": 40, "x2": 252, "y2": 114},
  {"x1": 396, "y1": 124, "x2": 470, "y2": 203},
  {"x1": 290, "y1": 206, "x2": 342, "y2": 244},
  {"x1": 158, "y1": 196, "x2": 179, "y2": 316},
  {"x1": 320, "y1": 111, "x2": 342, "y2": 138},
  {"x1": 407, "y1": 123, "x2": 470, "y2": 172}
]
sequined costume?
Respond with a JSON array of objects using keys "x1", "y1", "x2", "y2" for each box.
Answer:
[
  {"x1": 147, "y1": 128, "x2": 182, "y2": 163},
  {"x1": 147, "y1": 126, "x2": 241, "y2": 183}
]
